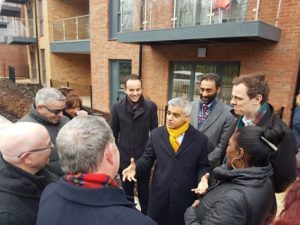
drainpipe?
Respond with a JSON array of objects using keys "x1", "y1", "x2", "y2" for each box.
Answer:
[
  {"x1": 34, "y1": 0, "x2": 41, "y2": 84},
  {"x1": 139, "y1": 43, "x2": 143, "y2": 78},
  {"x1": 255, "y1": 0, "x2": 260, "y2": 20},
  {"x1": 275, "y1": 0, "x2": 282, "y2": 27}
]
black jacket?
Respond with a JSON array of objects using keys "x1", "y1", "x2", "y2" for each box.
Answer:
[
  {"x1": 136, "y1": 125, "x2": 210, "y2": 225},
  {"x1": 0, "y1": 155, "x2": 56, "y2": 225},
  {"x1": 226, "y1": 104, "x2": 297, "y2": 192},
  {"x1": 18, "y1": 105, "x2": 70, "y2": 175},
  {"x1": 110, "y1": 98, "x2": 158, "y2": 169},
  {"x1": 185, "y1": 164, "x2": 275, "y2": 225},
  {"x1": 37, "y1": 177, "x2": 157, "y2": 225}
]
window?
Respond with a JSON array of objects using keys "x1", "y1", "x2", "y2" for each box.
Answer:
[
  {"x1": 170, "y1": 62, "x2": 240, "y2": 104},
  {"x1": 110, "y1": 60, "x2": 132, "y2": 107},
  {"x1": 39, "y1": 0, "x2": 44, "y2": 36},
  {"x1": 40, "y1": 49, "x2": 46, "y2": 84}
]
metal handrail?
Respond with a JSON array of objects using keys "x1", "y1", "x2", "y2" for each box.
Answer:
[{"x1": 120, "y1": 0, "x2": 281, "y2": 32}]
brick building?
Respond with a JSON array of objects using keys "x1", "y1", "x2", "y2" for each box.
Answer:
[{"x1": 5, "y1": 0, "x2": 299, "y2": 123}]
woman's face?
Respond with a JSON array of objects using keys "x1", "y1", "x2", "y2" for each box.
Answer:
[
  {"x1": 226, "y1": 133, "x2": 240, "y2": 168},
  {"x1": 65, "y1": 104, "x2": 81, "y2": 117}
]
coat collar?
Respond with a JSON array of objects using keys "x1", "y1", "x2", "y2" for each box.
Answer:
[
  {"x1": 56, "y1": 177, "x2": 135, "y2": 207},
  {"x1": 161, "y1": 125, "x2": 197, "y2": 156}
]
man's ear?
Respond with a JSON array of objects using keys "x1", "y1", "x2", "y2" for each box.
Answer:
[
  {"x1": 36, "y1": 104, "x2": 43, "y2": 110},
  {"x1": 104, "y1": 143, "x2": 114, "y2": 166},
  {"x1": 20, "y1": 153, "x2": 32, "y2": 165},
  {"x1": 254, "y1": 94, "x2": 263, "y2": 105}
]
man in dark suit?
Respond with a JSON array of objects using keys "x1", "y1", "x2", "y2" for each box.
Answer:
[
  {"x1": 191, "y1": 73, "x2": 236, "y2": 167},
  {"x1": 122, "y1": 97, "x2": 210, "y2": 225},
  {"x1": 230, "y1": 73, "x2": 297, "y2": 193},
  {"x1": 110, "y1": 74, "x2": 158, "y2": 214}
]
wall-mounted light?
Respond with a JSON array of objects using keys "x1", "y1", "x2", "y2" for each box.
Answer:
[{"x1": 197, "y1": 48, "x2": 207, "y2": 58}]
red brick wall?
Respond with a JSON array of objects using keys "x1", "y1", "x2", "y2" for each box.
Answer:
[
  {"x1": 89, "y1": 0, "x2": 300, "y2": 124},
  {"x1": 90, "y1": 0, "x2": 139, "y2": 112},
  {"x1": 0, "y1": 44, "x2": 28, "y2": 78}
]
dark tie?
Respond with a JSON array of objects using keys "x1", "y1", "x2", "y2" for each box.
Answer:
[{"x1": 203, "y1": 104, "x2": 208, "y2": 113}]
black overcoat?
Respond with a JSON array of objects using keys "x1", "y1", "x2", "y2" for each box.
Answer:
[
  {"x1": 136, "y1": 125, "x2": 210, "y2": 225},
  {"x1": 111, "y1": 98, "x2": 158, "y2": 169}
]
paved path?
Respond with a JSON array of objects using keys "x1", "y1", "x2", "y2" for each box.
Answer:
[{"x1": 0, "y1": 114, "x2": 12, "y2": 129}]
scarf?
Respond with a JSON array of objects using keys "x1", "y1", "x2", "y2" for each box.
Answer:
[
  {"x1": 125, "y1": 95, "x2": 145, "y2": 118},
  {"x1": 236, "y1": 102, "x2": 269, "y2": 128},
  {"x1": 64, "y1": 173, "x2": 119, "y2": 189},
  {"x1": 167, "y1": 120, "x2": 190, "y2": 152},
  {"x1": 198, "y1": 98, "x2": 217, "y2": 129}
]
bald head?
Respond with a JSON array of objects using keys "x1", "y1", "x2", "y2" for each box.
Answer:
[{"x1": 0, "y1": 122, "x2": 51, "y2": 170}]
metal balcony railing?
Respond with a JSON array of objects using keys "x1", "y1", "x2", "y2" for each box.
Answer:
[
  {"x1": 51, "y1": 15, "x2": 90, "y2": 42},
  {"x1": 3, "y1": 17, "x2": 35, "y2": 38},
  {"x1": 120, "y1": 0, "x2": 282, "y2": 32}
]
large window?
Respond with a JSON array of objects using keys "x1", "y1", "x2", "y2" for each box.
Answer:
[
  {"x1": 170, "y1": 62, "x2": 240, "y2": 104},
  {"x1": 39, "y1": 0, "x2": 44, "y2": 36}
]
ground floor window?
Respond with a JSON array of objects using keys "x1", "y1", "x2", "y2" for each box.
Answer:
[
  {"x1": 169, "y1": 61, "x2": 240, "y2": 104},
  {"x1": 110, "y1": 60, "x2": 132, "y2": 107}
]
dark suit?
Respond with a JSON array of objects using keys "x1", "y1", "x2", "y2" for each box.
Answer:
[
  {"x1": 110, "y1": 98, "x2": 158, "y2": 214},
  {"x1": 136, "y1": 125, "x2": 210, "y2": 225},
  {"x1": 191, "y1": 99, "x2": 236, "y2": 166}
]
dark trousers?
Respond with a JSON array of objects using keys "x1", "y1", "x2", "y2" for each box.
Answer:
[{"x1": 119, "y1": 169, "x2": 151, "y2": 215}]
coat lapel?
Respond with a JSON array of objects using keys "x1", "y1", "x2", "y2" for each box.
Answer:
[
  {"x1": 176, "y1": 126, "x2": 196, "y2": 155},
  {"x1": 200, "y1": 101, "x2": 222, "y2": 132}
]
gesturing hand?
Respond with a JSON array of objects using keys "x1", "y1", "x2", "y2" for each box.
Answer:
[
  {"x1": 122, "y1": 158, "x2": 137, "y2": 182},
  {"x1": 191, "y1": 173, "x2": 210, "y2": 195}
]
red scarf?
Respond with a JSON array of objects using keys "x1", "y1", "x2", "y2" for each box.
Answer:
[{"x1": 64, "y1": 173, "x2": 119, "y2": 189}]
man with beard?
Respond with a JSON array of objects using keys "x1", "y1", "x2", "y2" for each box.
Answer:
[
  {"x1": 190, "y1": 73, "x2": 236, "y2": 167},
  {"x1": 122, "y1": 97, "x2": 210, "y2": 225},
  {"x1": 19, "y1": 87, "x2": 69, "y2": 176},
  {"x1": 110, "y1": 74, "x2": 158, "y2": 214}
]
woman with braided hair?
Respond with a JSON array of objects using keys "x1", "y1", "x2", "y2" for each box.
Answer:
[{"x1": 185, "y1": 125, "x2": 285, "y2": 225}]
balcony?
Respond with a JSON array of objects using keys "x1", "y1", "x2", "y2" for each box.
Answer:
[
  {"x1": 4, "y1": 0, "x2": 28, "y2": 4},
  {"x1": 4, "y1": 18, "x2": 36, "y2": 44},
  {"x1": 116, "y1": 0, "x2": 281, "y2": 43},
  {"x1": 0, "y1": 16, "x2": 8, "y2": 28},
  {"x1": 0, "y1": 0, "x2": 21, "y2": 17},
  {"x1": 50, "y1": 15, "x2": 90, "y2": 54}
]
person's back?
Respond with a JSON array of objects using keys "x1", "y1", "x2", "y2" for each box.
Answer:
[
  {"x1": 185, "y1": 126, "x2": 284, "y2": 225},
  {"x1": 37, "y1": 116, "x2": 157, "y2": 225},
  {"x1": 37, "y1": 178, "x2": 156, "y2": 225}
]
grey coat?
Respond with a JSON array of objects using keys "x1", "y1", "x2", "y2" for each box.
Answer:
[{"x1": 190, "y1": 100, "x2": 236, "y2": 166}]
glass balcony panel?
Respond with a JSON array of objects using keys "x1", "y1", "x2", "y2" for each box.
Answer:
[
  {"x1": 119, "y1": 0, "x2": 286, "y2": 32},
  {"x1": 51, "y1": 15, "x2": 89, "y2": 42}
]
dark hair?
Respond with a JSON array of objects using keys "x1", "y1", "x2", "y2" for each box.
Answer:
[
  {"x1": 200, "y1": 73, "x2": 221, "y2": 88},
  {"x1": 124, "y1": 74, "x2": 142, "y2": 89},
  {"x1": 273, "y1": 180, "x2": 300, "y2": 225},
  {"x1": 232, "y1": 73, "x2": 269, "y2": 103},
  {"x1": 234, "y1": 125, "x2": 285, "y2": 166},
  {"x1": 58, "y1": 86, "x2": 73, "y2": 97},
  {"x1": 65, "y1": 94, "x2": 83, "y2": 109}
]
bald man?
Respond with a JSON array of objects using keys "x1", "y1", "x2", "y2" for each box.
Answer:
[{"x1": 0, "y1": 122, "x2": 57, "y2": 225}]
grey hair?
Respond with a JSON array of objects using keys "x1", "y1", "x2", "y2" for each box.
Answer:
[
  {"x1": 35, "y1": 87, "x2": 66, "y2": 106},
  {"x1": 56, "y1": 115, "x2": 115, "y2": 173},
  {"x1": 168, "y1": 97, "x2": 192, "y2": 116}
]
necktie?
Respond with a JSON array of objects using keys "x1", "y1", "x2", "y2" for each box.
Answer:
[{"x1": 203, "y1": 104, "x2": 208, "y2": 113}]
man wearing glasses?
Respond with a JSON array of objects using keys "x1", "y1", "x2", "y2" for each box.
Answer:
[
  {"x1": 19, "y1": 87, "x2": 69, "y2": 175},
  {"x1": 0, "y1": 122, "x2": 57, "y2": 225}
]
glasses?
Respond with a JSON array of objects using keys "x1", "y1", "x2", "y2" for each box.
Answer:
[
  {"x1": 17, "y1": 144, "x2": 54, "y2": 158},
  {"x1": 43, "y1": 105, "x2": 66, "y2": 115}
]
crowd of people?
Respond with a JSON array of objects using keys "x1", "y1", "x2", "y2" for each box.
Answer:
[{"x1": 0, "y1": 72, "x2": 299, "y2": 225}]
